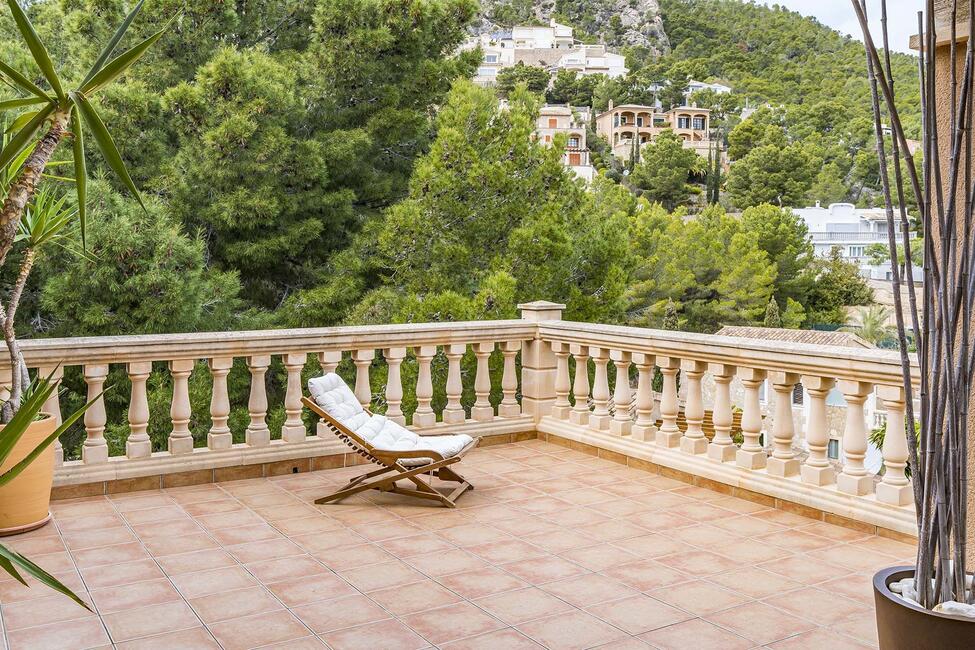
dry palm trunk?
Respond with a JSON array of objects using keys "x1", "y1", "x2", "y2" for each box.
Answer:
[
  {"x1": 0, "y1": 110, "x2": 70, "y2": 417},
  {"x1": 852, "y1": 0, "x2": 974, "y2": 607}
]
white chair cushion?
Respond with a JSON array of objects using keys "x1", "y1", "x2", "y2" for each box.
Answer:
[{"x1": 309, "y1": 373, "x2": 473, "y2": 464}]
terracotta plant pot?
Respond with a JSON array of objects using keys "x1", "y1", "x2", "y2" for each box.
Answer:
[
  {"x1": 874, "y1": 566, "x2": 975, "y2": 648},
  {"x1": 0, "y1": 415, "x2": 57, "y2": 535}
]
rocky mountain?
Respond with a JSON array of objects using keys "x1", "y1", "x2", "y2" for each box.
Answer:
[{"x1": 475, "y1": 0, "x2": 669, "y2": 52}]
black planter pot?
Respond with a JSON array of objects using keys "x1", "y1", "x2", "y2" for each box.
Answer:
[{"x1": 874, "y1": 566, "x2": 975, "y2": 649}]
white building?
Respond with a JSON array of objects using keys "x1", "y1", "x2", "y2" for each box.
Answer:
[
  {"x1": 686, "y1": 79, "x2": 733, "y2": 96},
  {"x1": 554, "y1": 45, "x2": 627, "y2": 79},
  {"x1": 536, "y1": 105, "x2": 595, "y2": 182},
  {"x1": 793, "y1": 202, "x2": 921, "y2": 281},
  {"x1": 465, "y1": 19, "x2": 628, "y2": 87}
]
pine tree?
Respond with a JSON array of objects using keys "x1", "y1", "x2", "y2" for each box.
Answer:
[
  {"x1": 662, "y1": 299, "x2": 680, "y2": 330},
  {"x1": 764, "y1": 298, "x2": 782, "y2": 328}
]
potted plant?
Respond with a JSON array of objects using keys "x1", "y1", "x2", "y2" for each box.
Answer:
[
  {"x1": 0, "y1": 0, "x2": 166, "y2": 604},
  {"x1": 853, "y1": 0, "x2": 975, "y2": 646}
]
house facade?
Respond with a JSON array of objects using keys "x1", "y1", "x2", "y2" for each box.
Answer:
[
  {"x1": 594, "y1": 102, "x2": 714, "y2": 159},
  {"x1": 465, "y1": 20, "x2": 628, "y2": 86},
  {"x1": 536, "y1": 105, "x2": 595, "y2": 182},
  {"x1": 793, "y1": 202, "x2": 921, "y2": 281}
]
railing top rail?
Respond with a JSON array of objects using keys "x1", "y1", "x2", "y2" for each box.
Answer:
[
  {"x1": 539, "y1": 320, "x2": 918, "y2": 387},
  {"x1": 11, "y1": 320, "x2": 536, "y2": 368}
]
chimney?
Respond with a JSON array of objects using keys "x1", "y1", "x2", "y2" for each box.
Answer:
[
  {"x1": 608, "y1": 99, "x2": 614, "y2": 111},
  {"x1": 816, "y1": 201, "x2": 821, "y2": 208}
]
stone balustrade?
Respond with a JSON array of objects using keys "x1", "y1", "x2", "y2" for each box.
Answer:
[
  {"x1": 3, "y1": 301, "x2": 919, "y2": 536},
  {"x1": 535, "y1": 319, "x2": 919, "y2": 536}
]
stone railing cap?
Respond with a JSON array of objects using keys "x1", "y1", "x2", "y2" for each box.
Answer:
[{"x1": 517, "y1": 301, "x2": 567, "y2": 311}]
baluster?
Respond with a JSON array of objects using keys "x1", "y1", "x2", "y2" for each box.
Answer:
[
  {"x1": 472, "y1": 342, "x2": 495, "y2": 421},
  {"x1": 876, "y1": 385, "x2": 913, "y2": 505},
  {"x1": 384, "y1": 347, "x2": 406, "y2": 425},
  {"x1": 126, "y1": 361, "x2": 152, "y2": 459},
  {"x1": 82, "y1": 364, "x2": 109, "y2": 464},
  {"x1": 316, "y1": 350, "x2": 343, "y2": 436},
  {"x1": 631, "y1": 353, "x2": 657, "y2": 441},
  {"x1": 444, "y1": 343, "x2": 467, "y2": 423},
  {"x1": 735, "y1": 367, "x2": 768, "y2": 469},
  {"x1": 589, "y1": 347, "x2": 611, "y2": 430},
  {"x1": 551, "y1": 342, "x2": 572, "y2": 419},
  {"x1": 801, "y1": 376, "x2": 835, "y2": 485},
  {"x1": 38, "y1": 365, "x2": 64, "y2": 466},
  {"x1": 352, "y1": 350, "x2": 374, "y2": 409},
  {"x1": 245, "y1": 355, "x2": 271, "y2": 447},
  {"x1": 836, "y1": 380, "x2": 874, "y2": 495},
  {"x1": 168, "y1": 360, "x2": 194, "y2": 455},
  {"x1": 707, "y1": 364, "x2": 736, "y2": 462},
  {"x1": 499, "y1": 341, "x2": 521, "y2": 417},
  {"x1": 208, "y1": 357, "x2": 233, "y2": 450},
  {"x1": 767, "y1": 372, "x2": 800, "y2": 477},
  {"x1": 318, "y1": 350, "x2": 342, "y2": 374},
  {"x1": 282, "y1": 353, "x2": 307, "y2": 442},
  {"x1": 569, "y1": 344, "x2": 590, "y2": 425},
  {"x1": 656, "y1": 356, "x2": 681, "y2": 448},
  {"x1": 609, "y1": 350, "x2": 632, "y2": 436},
  {"x1": 680, "y1": 360, "x2": 707, "y2": 454},
  {"x1": 413, "y1": 346, "x2": 437, "y2": 427}
]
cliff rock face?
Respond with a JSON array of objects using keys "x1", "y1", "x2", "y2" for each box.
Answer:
[{"x1": 475, "y1": 0, "x2": 669, "y2": 53}]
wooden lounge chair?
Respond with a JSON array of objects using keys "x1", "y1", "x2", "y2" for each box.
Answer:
[{"x1": 302, "y1": 373, "x2": 478, "y2": 508}]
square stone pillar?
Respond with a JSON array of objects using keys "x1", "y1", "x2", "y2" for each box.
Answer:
[{"x1": 518, "y1": 301, "x2": 565, "y2": 423}]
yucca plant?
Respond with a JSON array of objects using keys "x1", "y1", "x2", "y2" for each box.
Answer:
[
  {"x1": 0, "y1": 0, "x2": 167, "y2": 414},
  {"x1": 0, "y1": 0, "x2": 167, "y2": 607},
  {"x1": 0, "y1": 372, "x2": 100, "y2": 609}
]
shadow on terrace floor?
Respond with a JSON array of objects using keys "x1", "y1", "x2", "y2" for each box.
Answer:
[{"x1": 0, "y1": 440, "x2": 912, "y2": 649}]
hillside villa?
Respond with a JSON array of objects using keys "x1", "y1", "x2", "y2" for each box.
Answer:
[
  {"x1": 535, "y1": 105, "x2": 595, "y2": 181},
  {"x1": 594, "y1": 102, "x2": 715, "y2": 159},
  {"x1": 793, "y1": 202, "x2": 921, "y2": 282}
]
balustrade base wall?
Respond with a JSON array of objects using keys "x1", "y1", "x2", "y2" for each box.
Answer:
[{"x1": 536, "y1": 416, "x2": 918, "y2": 541}]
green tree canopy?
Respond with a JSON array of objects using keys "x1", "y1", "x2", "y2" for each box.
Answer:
[
  {"x1": 727, "y1": 143, "x2": 818, "y2": 209},
  {"x1": 495, "y1": 62, "x2": 550, "y2": 97},
  {"x1": 629, "y1": 131, "x2": 702, "y2": 210}
]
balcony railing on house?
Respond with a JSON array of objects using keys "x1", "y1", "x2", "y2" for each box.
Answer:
[{"x1": 2, "y1": 301, "x2": 918, "y2": 538}]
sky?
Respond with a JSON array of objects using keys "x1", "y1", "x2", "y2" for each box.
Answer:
[{"x1": 754, "y1": 1, "x2": 919, "y2": 53}]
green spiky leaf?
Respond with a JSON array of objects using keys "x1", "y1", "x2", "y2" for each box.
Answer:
[
  {"x1": 0, "y1": 60, "x2": 52, "y2": 102},
  {"x1": 72, "y1": 92, "x2": 144, "y2": 211},
  {"x1": 80, "y1": 23, "x2": 169, "y2": 96},
  {"x1": 0, "y1": 103, "x2": 53, "y2": 173},
  {"x1": 70, "y1": 107, "x2": 87, "y2": 247},
  {"x1": 5, "y1": 0, "x2": 64, "y2": 101},
  {"x1": 0, "y1": 96, "x2": 47, "y2": 112},
  {"x1": 81, "y1": 0, "x2": 145, "y2": 87},
  {"x1": 0, "y1": 545, "x2": 90, "y2": 610}
]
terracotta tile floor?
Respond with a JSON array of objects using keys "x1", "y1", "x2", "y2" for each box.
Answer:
[{"x1": 0, "y1": 440, "x2": 914, "y2": 649}]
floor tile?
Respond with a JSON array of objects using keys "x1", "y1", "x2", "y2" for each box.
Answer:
[
  {"x1": 440, "y1": 627, "x2": 543, "y2": 649},
  {"x1": 170, "y1": 566, "x2": 257, "y2": 599},
  {"x1": 648, "y1": 579, "x2": 751, "y2": 616},
  {"x1": 540, "y1": 572, "x2": 639, "y2": 608},
  {"x1": 474, "y1": 586, "x2": 575, "y2": 625},
  {"x1": 291, "y1": 594, "x2": 390, "y2": 633},
  {"x1": 436, "y1": 566, "x2": 527, "y2": 599},
  {"x1": 517, "y1": 609, "x2": 628, "y2": 650},
  {"x1": 639, "y1": 618, "x2": 752, "y2": 650},
  {"x1": 89, "y1": 578, "x2": 182, "y2": 614},
  {"x1": 585, "y1": 594, "x2": 693, "y2": 635},
  {"x1": 5, "y1": 617, "x2": 110, "y2": 650},
  {"x1": 338, "y1": 560, "x2": 425, "y2": 592},
  {"x1": 264, "y1": 572, "x2": 357, "y2": 607},
  {"x1": 368, "y1": 578, "x2": 462, "y2": 615},
  {"x1": 188, "y1": 585, "x2": 282, "y2": 623},
  {"x1": 402, "y1": 601, "x2": 506, "y2": 644},
  {"x1": 102, "y1": 600, "x2": 200, "y2": 642},
  {"x1": 704, "y1": 600, "x2": 817, "y2": 645},
  {"x1": 322, "y1": 618, "x2": 428, "y2": 650},
  {"x1": 208, "y1": 609, "x2": 310, "y2": 650}
]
